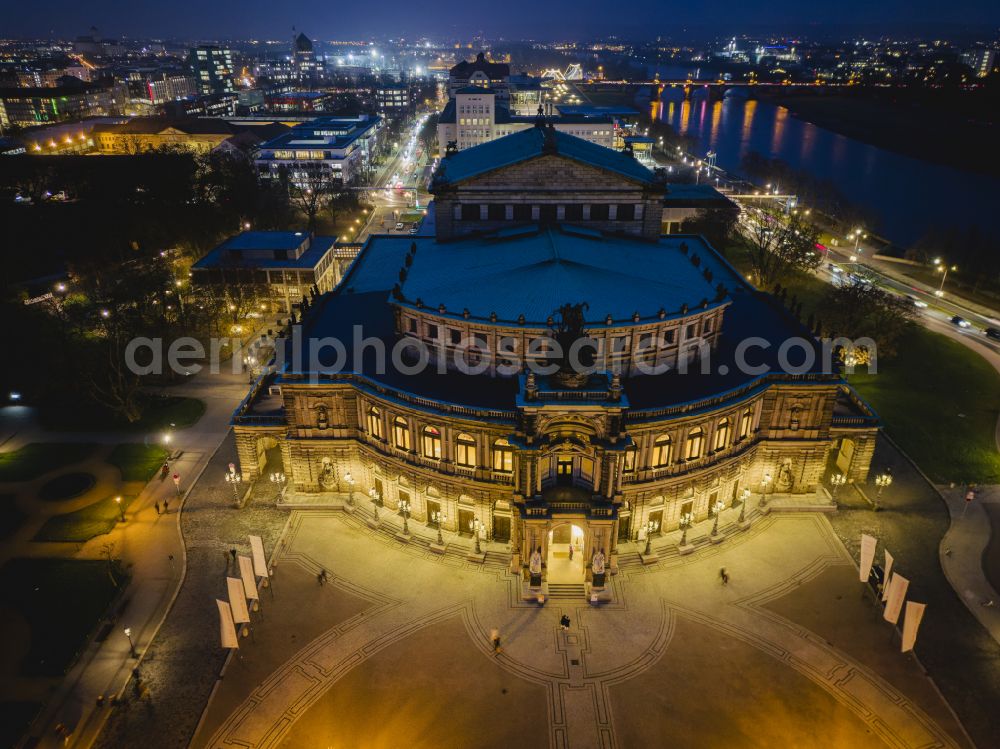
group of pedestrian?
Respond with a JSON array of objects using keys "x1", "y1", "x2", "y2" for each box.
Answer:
[{"x1": 154, "y1": 498, "x2": 169, "y2": 515}]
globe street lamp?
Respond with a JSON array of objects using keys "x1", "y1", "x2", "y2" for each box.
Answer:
[
  {"x1": 343, "y1": 471, "x2": 355, "y2": 507},
  {"x1": 124, "y1": 626, "x2": 137, "y2": 658},
  {"x1": 874, "y1": 471, "x2": 893, "y2": 511},
  {"x1": 225, "y1": 463, "x2": 243, "y2": 507},
  {"x1": 270, "y1": 472, "x2": 287, "y2": 501},
  {"x1": 643, "y1": 519, "x2": 659, "y2": 556},
  {"x1": 678, "y1": 512, "x2": 693, "y2": 546},
  {"x1": 399, "y1": 498, "x2": 410, "y2": 535},
  {"x1": 711, "y1": 499, "x2": 727, "y2": 538},
  {"x1": 431, "y1": 510, "x2": 447, "y2": 545},
  {"x1": 115, "y1": 496, "x2": 125, "y2": 522},
  {"x1": 830, "y1": 473, "x2": 847, "y2": 498},
  {"x1": 737, "y1": 488, "x2": 752, "y2": 523},
  {"x1": 758, "y1": 473, "x2": 773, "y2": 508},
  {"x1": 469, "y1": 518, "x2": 483, "y2": 555},
  {"x1": 368, "y1": 487, "x2": 381, "y2": 520}
]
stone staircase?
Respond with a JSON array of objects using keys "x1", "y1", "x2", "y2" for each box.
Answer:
[{"x1": 547, "y1": 583, "x2": 586, "y2": 600}]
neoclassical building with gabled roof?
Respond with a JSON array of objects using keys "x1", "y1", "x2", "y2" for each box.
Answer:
[{"x1": 232, "y1": 124, "x2": 878, "y2": 590}]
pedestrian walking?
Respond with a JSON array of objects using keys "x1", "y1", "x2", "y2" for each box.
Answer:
[
  {"x1": 560, "y1": 614, "x2": 571, "y2": 630},
  {"x1": 154, "y1": 501, "x2": 161, "y2": 515},
  {"x1": 321, "y1": 569, "x2": 328, "y2": 584},
  {"x1": 317, "y1": 568, "x2": 326, "y2": 585},
  {"x1": 163, "y1": 498, "x2": 169, "y2": 514},
  {"x1": 568, "y1": 545, "x2": 574, "y2": 561},
  {"x1": 719, "y1": 567, "x2": 729, "y2": 585},
  {"x1": 230, "y1": 548, "x2": 238, "y2": 565},
  {"x1": 490, "y1": 628, "x2": 501, "y2": 654}
]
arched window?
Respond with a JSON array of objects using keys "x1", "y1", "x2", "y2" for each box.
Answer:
[
  {"x1": 685, "y1": 428, "x2": 704, "y2": 461},
  {"x1": 652, "y1": 435, "x2": 672, "y2": 467},
  {"x1": 738, "y1": 406, "x2": 753, "y2": 440},
  {"x1": 367, "y1": 406, "x2": 384, "y2": 440},
  {"x1": 623, "y1": 446, "x2": 637, "y2": 473},
  {"x1": 456, "y1": 433, "x2": 476, "y2": 467},
  {"x1": 492, "y1": 438, "x2": 513, "y2": 472},
  {"x1": 714, "y1": 418, "x2": 730, "y2": 451},
  {"x1": 393, "y1": 416, "x2": 411, "y2": 450},
  {"x1": 422, "y1": 426, "x2": 442, "y2": 459}
]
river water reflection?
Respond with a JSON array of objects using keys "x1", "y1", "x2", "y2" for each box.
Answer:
[{"x1": 650, "y1": 89, "x2": 1000, "y2": 246}]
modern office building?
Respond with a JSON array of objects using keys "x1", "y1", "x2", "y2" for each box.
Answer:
[
  {"x1": 188, "y1": 45, "x2": 235, "y2": 95},
  {"x1": 231, "y1": 125, "x2": 878, "y2": 586},
  {"x1": 255, "y1": 115, "x2": 385, "y2": 187}
]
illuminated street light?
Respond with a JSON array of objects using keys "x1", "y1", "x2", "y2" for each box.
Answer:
[
  {"x1": 643, "y1": 518, "x2": 659, "y2": 555},
  {"x1": 343, "y1": 471, "x2": 355, "y2": 507},
  {"x1": 874, "y1": 470, "x2": 893, "y2": 511},
  {"x1": 225, "y1": 463, "x2": 243, "y2": 507},
  {"x1": 678, "y1": 512, "x2": 694, "y2": 546},
  {"x1": 737, "y1": 488, "x2": 752, "y2": 523},
  {"x1": 270, "y1": 472, "x2": 287, "y2": 500},
  {"x1": 830, "y1": 472, "x2": 847, "y2": 498},
  {"x1": 115, "y1": 495, "x2": 125, "y2": 522},
  {"x1": 759, "y1": 473, "x2": 773, "y2": 508},
  {"x1": 469, "y1": 518, "x2": 483, "y2": 555},
  {"x1": 123, "y1": 626, "x2": 137, "y2": 657},
  {"x1": 399, "y1": 498, "x2": 411, "y2": 535},
  {"x1": 934, "y1": 261, "x2": 956, "y2": 297},
  {"x1": 431, "y1": 510, "x2": 447, "y2": 544},
  {"x1": 710, "y1": 498, "x2": 727, "y2": 537}
]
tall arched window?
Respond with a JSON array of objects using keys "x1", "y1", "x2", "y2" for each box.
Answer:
[
  {"x1": 422, "y1": 426, "x2": 442, "y2": 459},
  {"x1": 714, "y1": 418, "x2": 730, "y2": 451},
  {"x1": 393, "y1": 416, "x2": 411, "y2": 450},
  {"x1": 685, "y1": 428, "x2": 704, "y2": 460},
  {"x1": 492, "y1": 438, "x2": 514, "y2": 472},
  {"x1": 652, "y1": 435, "x2": 672, "y2": 467},
  {"x1": 456, "y1": 433, "x2": 476, "y2": 467},
  {"x1": 623, "y1": 446, "x2": 637, "y2": 473},
  {"x1": 367, "y1": 406, "x2": 384, "y2": 440},
  {"x1": 738, "y1": 406, "x2": 753, "y2": 440}
]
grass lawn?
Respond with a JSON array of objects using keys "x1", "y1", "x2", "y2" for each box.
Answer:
[
  {"x1": 0, "y1": 443, "x2": 98, "y2": 483},
  {"x1": 33, "y1": 493, "x2": 137, "y2": 543},
  {"x1": 850, "y1": 325, "x2": 1000, "y2": 483},
  {"x1": 107, "y1": 444, "x2": 170, "y2": 482},
  {"x1": 0, "y1": 558, "x2": 124, "y2": 677},
  {"x1": 0, "y1": 494, "x2": 26, "y2": 539},
  {"x1": 38, "y1": 394, "x2": 205, "y2": 433}
]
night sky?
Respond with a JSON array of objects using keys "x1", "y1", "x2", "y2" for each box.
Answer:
[{"x1": 5, "y1": 0, "x2": 1000, "y2": 40}]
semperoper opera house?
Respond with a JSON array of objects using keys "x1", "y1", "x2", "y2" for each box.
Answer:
[{"x1": 232, "y1": 122, "x2": 879, "y2": 583}]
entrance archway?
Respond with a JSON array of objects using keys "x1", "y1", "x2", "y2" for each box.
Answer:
[{"x1": 546, "y1": 523, "x2": 586, "y2": 583}]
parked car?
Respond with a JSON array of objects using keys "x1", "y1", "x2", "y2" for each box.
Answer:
[
  {"x1": 951, "y1": 315, "x2": 971, "y2": 328},
  {"x1": 985, "y1": 327, "x2": 1000, "y2": 340}
]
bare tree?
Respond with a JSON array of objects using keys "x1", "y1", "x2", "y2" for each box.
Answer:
[
  {"x1": 285, "y1": 169, "x2": 339, "y2": 233},
  {"x1": 741, "y1": 203, "x2": 822, "y2": 288}
]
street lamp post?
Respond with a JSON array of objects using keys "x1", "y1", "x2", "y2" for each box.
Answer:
[
  {"x1": 115, "y1": 496, "x2": 125, "y2": 522},
  {"x1": 368, "y1": 487, "x2": 381, "y2": 520},
  {"x1": 343, "y1": 472, "x2": 355, "y2": 507},
  {"x1": 874, "y1": 471, "x2": 893, "y2": 511},
  {"x1": 432, "y1": 510, "x2": 447, "y2": 545},
  {"x1": 758, "y1": 473, "x2": 773, "y2": 508},
  {"x1": 643, "y1": 519, "x2": 659, "y2": 556},
  {"x1": 711, "y1": 499, "x2": 727, "y2": 538},
  {"x1": 934, "y1": 258, "x2": 957, "y2": 297},
  {"x1": 225, "y1": 463, "x2": 243, "y2": 508},
  {"x1": 737, "y1": 488, "x2": 752, "y2": 523},
  {"x1": 678, "y1": 512, "x2": 693, "y2": 546},
  {"x1": 123, "y1": 626, "x2": 137, "y2": 658},
  {"x1": 270, "y1": 472, "x2": 287, "y2": 501},
  {"x1": 399, "y1": 498, "x2": 410, "y2": 535},
  {"x1": 830, "y1": 473, "x2": 847, "y2": 498},
  {"x1": 469, "y1": 518, "x2": 482, "y2": 555}
]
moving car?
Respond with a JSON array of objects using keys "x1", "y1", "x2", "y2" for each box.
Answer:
[
  {"x1": 907, "y1": 294, "x2": 928, "y2": 308},
  {"x1": 951, "y1": 315, "x2": 971, "y2": 328},
  {"x1": 985, "y1": 327, "x2": 1000, "y2": 341}
]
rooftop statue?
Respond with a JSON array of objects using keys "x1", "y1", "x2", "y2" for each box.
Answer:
[{"x1": 551, "y1": 302, "x2": 593, "y2": 388}]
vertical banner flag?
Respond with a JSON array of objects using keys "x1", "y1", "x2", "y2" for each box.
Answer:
[
  {"x1": 239, "y1": 555, "x2": 259, "y2": 601},
  {"x1": 249, "y1": 535, "x2": 269, "y2": 580},
  {"x1": 227, "y1": 577, "x2": 250, "y2": 625},
  {"x1": 883, "y1": 573, "x2": 910, "y2": 624},
  {"x1": 882, "y1": 550, "x2": 895, "y2": 601},
  {"x1": 860, "y1": 534, "x2": 877, "y2": 583},
  {"x1": 901, "y1": 602, "x2": 927, "y2": 653},
  {"x1": 216, "y1": 599, "x2": 239, "y2": 649}
]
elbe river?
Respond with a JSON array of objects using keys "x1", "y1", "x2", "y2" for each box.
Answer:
[{"x1": 647, "y1": 79, "x2": 1000, "y2": 247}]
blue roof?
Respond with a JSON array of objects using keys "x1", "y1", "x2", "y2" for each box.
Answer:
[
  {"x1": 388, "y1": 226, "x2": 725, "y2": 324},
  {"x1": 433, "y1": 127, "x2": 657, "y2": 186},
  {"x1": 192, "y1": 231, "x2": 337, "y2": 271}
]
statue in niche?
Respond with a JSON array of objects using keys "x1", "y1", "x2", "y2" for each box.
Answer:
[
  {"x1": 529, "y1": 546, "x2": 543, "y2": 587},
  {"x1": 551, "y1": 302, "x2": 593, "y2": 389},
  {"x1": 319, "y1": 458, "x2": 336, "y2": 490}
]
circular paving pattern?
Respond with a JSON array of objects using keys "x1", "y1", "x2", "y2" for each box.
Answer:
[{"x1": 37, "y1": 473, "x2": 96, "y2": 502}]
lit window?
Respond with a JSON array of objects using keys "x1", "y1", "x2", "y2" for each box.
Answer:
[
  {"x1": 456, "y1": 433, "x2": 476, "y2": 467},
  {"x1": 652, "y1": 435, "x2": 672, "y2": 467},
  {"x1": 492, "y1": 438, "x2": 514, "y2": 472},
  {"x1": 393, "y1": 416, "x2": 411, "y2": 450},
  {"x1": 685, "y1": 428, "x2": 704, "y2": 460},
  {"x1": 367, "y1": 406, "x2": 384, "y2": 440},
  {"x1": 422, "y1": 426, "x2": 442, "y2": 459}
]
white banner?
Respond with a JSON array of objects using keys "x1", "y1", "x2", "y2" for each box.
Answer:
[
  {"x1": 249, "y1": 535, "x2": 269, "y2": 578},
  {"x1": 228, "y1": 577, "x2": 250, "y2": 624},
  {"x1": 239, "y1": 555, "x2": 259, "y2": 600},
  {"x1": 216, "y1": 599, "x2": 239, "y2": 649},
  {"x1": 882, "y1": 550, "x2": 894, "y2": 601},
  {"x1": 883, "y1": 573, "x2": 910, "y2": 624},
  {"x1": 859, "y1": 534, "x2": 877, "y2": 583},
  {"x1": 901, "y1": 601, "x2": 926, "y2": 652}
]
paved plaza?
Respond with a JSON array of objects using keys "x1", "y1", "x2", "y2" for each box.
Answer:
[{"x1": 190, "y1": 509, "x2": 970, "y2": 749}]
